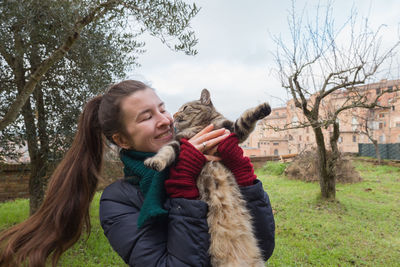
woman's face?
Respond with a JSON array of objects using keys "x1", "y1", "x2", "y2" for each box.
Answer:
[{"x1": 115, "y1": 88, "x2": 174, "y2": 152}]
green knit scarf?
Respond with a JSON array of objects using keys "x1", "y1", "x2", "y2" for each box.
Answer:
[{"x1": 120, "y1": 149, "x2": 168, "y2": 228}]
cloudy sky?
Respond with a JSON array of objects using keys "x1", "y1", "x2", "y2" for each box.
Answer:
[{"x1": 129, "y1": 0, "x2": 400, "y2": 120}]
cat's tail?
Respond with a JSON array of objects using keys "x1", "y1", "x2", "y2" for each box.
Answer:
[{"x1": 234, "y1": 102, "x2": 271, "y2": 142}]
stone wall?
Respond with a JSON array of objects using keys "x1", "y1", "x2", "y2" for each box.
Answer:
[
  {"x1": 0, "y1": 161, "x2": 124, "y2": 202},
  {"x1": 0, "y1": 164, "x2": 31, "y2": 202}
]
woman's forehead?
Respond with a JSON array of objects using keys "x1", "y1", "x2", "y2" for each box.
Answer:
[{"x1": 121, "y1": 89, "x2": 163, "y2": 115}]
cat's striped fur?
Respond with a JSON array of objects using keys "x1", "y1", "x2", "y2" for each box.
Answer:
[{"x1": 144, "y1": 89, "x2": 271, "y2": 267}]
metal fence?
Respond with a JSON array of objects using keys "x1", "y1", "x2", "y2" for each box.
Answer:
[{"x1": 358, "y1": 143, "x2": 400, "y2": 160}]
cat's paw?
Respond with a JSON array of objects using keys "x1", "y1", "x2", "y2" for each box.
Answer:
[
  {"x1": 259, "y1": 102, "x2": 271, "y2": 118},
  {"x1": 144, "y1": 157, "x2": 167, "y2": 172}
]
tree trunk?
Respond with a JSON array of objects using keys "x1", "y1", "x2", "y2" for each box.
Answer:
[
  {"x1": 372, "y1": 139, "x2": 381, "y2": 164},
  {"x1": 314, "y1": 126, "x2": 336, "y2": 200},
  {"x1": 29, "y1": 86, "x2": 49, "y2": 214},
  {"x1": 28, "y1": 156, "x2": 47, "y2": 214},
  {"x1": 329, "y1": 122, "x2": 340, "y2": 160},
  {"x1": 28, "y1": 37, "x2": 50, "y2": 214},
  {"x1": 329, "y1": 121, "x2": 341, "y2": 174},
  {"x1": 20, "y1": 97, "x2": 46, "y2": 214}
]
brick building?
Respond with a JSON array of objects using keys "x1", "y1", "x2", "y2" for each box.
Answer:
[{"x1": 242, "y1": 79, "x2": 400, "y2": 157}]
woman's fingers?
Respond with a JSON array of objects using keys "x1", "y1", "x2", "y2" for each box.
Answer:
[
  {"x1": 193, "y1": 132, "x2": 229, "y2": 152},
  {"x1": 204, "y1": 154, "x2": 221, "y2": 161},
  {"x1": 191, "y1": 124, "x2": 214, "y2": 140},
  {"x1": 188, "y1": 124, "x2": 230, "y2": 152},
  {"x1": 196, "y1": 128, "x2": 226, "y2": 144}
]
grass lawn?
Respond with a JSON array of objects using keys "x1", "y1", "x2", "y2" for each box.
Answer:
[
  {"x1": 259, "y1": 160, "x2": 400, "y2": 266},
  {"x1": 0, "y1": 159, "x2": 399, "y2": 266}
]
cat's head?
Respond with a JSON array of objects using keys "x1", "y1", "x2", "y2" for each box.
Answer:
[{"x1": 173, "y1": 89, "x2": 223, "y2": 132}]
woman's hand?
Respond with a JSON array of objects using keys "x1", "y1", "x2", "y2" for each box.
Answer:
[{"x1": 188, "y1": 124, "x2": 230, "y2": 161}]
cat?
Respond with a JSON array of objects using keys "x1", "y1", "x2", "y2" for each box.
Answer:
[{"x1": 144, "y1": 89, "x2": 271, "y2": 267}]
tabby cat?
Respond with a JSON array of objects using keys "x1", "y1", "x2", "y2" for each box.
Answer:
[{"x1": 144, "y1": 89, "x2": 271, "y2": 267}]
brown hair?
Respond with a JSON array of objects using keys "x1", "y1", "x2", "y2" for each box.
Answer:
[{"x1": 0, "y1": 80, "x2": 148, "y2": 266}]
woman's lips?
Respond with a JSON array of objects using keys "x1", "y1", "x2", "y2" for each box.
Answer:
[{"x1": 155, "y1": 129, "x2": 173, "y2": 140}]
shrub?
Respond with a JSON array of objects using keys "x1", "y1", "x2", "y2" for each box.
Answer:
[{"x1": 261, "y1": 161, "x2": 287, "y2": 176}]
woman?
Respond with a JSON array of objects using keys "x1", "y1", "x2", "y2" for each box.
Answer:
[{"x1": 0, "y1": 80, "x2": 275, "y2": 266}]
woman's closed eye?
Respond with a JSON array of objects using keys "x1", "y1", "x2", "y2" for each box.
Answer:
[{"x1": 139, "y1": 112, "x2": 152, "y2": 121}]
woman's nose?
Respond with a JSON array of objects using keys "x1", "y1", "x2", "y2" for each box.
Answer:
[{"x1": 157, "y1": 112, "x2": 172, "y2": 127}]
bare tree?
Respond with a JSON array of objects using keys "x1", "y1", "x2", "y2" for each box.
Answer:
[{"x1": 272, "y1": 1, "x2": 400, "y2": 199}]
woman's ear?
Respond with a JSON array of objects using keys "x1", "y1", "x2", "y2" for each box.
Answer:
[{"x1": 112, "y1": 133, "x2": 131, "y2": 149}]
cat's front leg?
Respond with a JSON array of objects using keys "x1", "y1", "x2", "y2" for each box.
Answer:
[
  {"x1": 144, "y1": 140, "x2": 180, "y2": 171},
  {"x1": 255, "y1": 102, "x2": 271, "y2": 120}
]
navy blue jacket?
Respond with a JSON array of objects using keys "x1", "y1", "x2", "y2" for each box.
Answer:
[{"x1": 99, "y1": 179, "x2": 275, "y2": 266}]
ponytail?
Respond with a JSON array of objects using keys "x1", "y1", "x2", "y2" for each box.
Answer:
[{"x1": 0, "y1": 96, "x2": 104, "y2": 267}]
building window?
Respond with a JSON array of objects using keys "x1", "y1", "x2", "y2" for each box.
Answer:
[
  {"x1": 379, "y1": 135, "x2": 385, "y2": 142},
  {"x1": 289, "y1": 135, "x2": 293, "y2": 140},
  {"x1": 274, "y1": 149, "x2": 279, "y2": 156},
  {"x1": 396, "y1": 122, "x2": 400, "y2": 128},
  {"x1": 299, "y1": 136, "x2": 302, "y2": 141},
  {"x1": 273, "y1": 142, "x2": 279, "y2": 146},
  {"x1": 306, "y1": 127, "x2": 309, "y2": 133},
  {"x1": 379, "y1": 122, "x2": 384, "y2": 129},
  {"x1": 306, "y1": 136, "x2": 309, "y2": 142},
  {"x1": 392, "y1": 106, "x2": 395, "y2": 111},
  {"x1": 352, "y1": 135, "x2": 357, "y2": 142},
  {"x1": 338, "y1": 137, "x2": 343, "y2": 143},
  {"x1": 292, "y1": 115, "x2": 298, "y2": 124},
  {"x1": 376, "y1": 88, "x2": 381, "y2": 94},
  {"x1": 275, "y1": 112, "x2": 279, "y2": 116},
  {"x1": 257, "y1": 142, "x2": 260, "y2": 148},
  {"x1": 387, "y1": 86, "x2": 393, "y2": 92},
  {"x1": 379, "y1": 114, "x2": 385, "y2": 118}
]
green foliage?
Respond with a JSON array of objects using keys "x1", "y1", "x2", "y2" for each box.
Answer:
[
  {"x1": 260, "y1": 161, "x2": 287, "y2": 176},
  {"x1": 0, "y1": 0, "x2": 200, "y2": 161},
  {"x1": 256, "y1": 160, "x2": 400, "y2": 266}
]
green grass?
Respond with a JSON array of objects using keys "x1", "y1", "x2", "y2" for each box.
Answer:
[
  {"x1": 1, "y1": 160, "x2": 399, "y2": 266},
  {"x1": 258, "y1": 160, "x2": 400, "y2": 266},
  {"x1": 0, "y1": 194, "x2": 127, "y2": 266}
]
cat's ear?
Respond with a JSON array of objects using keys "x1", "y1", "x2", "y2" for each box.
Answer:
[{"x1": 200, "y1": 89, "x2": 213, "y2": 106}]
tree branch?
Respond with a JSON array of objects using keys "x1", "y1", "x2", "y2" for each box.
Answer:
[
  {"x1": 0, "y1": 0, "x2": 121, "y2": 131},
  {"x1": 0, "y1": 44, "x2": 16, "y2": 72}
]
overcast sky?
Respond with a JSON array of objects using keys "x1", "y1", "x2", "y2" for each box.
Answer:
[{"x1": 128, "y1": 0, "x2": 400, "y2": 120}]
